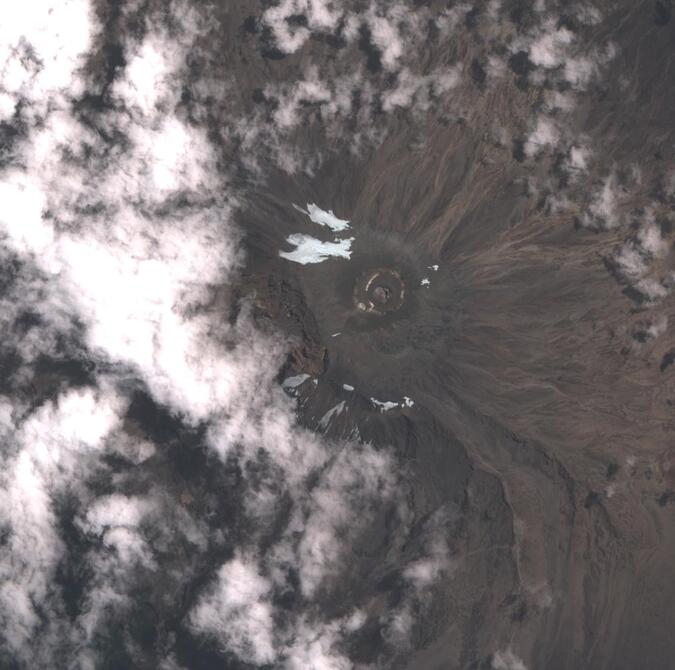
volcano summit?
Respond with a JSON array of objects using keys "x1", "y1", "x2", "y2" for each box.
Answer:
[{"x1": 0, "y1": 1, "x2": 674, "y2": 670}]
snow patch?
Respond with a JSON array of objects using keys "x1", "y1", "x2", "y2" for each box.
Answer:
[
  {"x1": 371, "y1": 395, "x2": 415, "y2": 411},
  {"x1": 279, "y1": 234, "x2": 354, "y2": 265},
  {"x1": 281, "y1": 203, "x2": 354, "y2": 265},
  {"x1": 282, "y1": 374, "x2": 311, "y2": 390},
  {"x1": 293, "y1": 203, "x2": 350, "y2": 233},
  {"x1": 371, "y1": 398, "x2": 400, "y2": 412},
  {"x1": 318, "y1": 401, "x2": 346, "y2": 430}
]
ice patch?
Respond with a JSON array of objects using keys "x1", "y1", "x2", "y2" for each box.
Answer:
[
  {"x1": 293, "y1": 203, "x2": 351, "y2": 233},
  {"x1": 282, "y1": 374, "x2": 311, "y2": 390},
  {"x1": 420, "y1": 278, "x2": 430, "y2": 286},
  {"x1": 428, "y1": 264, "x2": 439, "y2": 271},
  {"x1": 281, "y1": 202, "x2": 354, "y2": 265},
  {"x1": 318, "y1": 401, "x2": 346, "y2": 430},
  {"x1": 280, "y1": 234, "x2": 354, "y2": 265},
  {"x1": 371, "y1": 396, "x2": 414, "y2": 411},
  {"x1": 371, "y1": 398, "x2": 399, "y2": 412}
]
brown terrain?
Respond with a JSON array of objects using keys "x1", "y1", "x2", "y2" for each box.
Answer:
[{"x1": 222, "y1": 1, "x2": 675, "y2": 667}]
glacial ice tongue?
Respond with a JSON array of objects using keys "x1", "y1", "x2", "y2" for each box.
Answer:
[
  {"x1": 280, "y1": 234, "x2": 354, "y2": 265},
  {"x1": 293, "y1": 202, "x2": 351, "y2": 232}
]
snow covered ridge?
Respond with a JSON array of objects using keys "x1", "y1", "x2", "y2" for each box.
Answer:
[{"x1": 280, "y1": 203, "x2": 355, "y2": 265}]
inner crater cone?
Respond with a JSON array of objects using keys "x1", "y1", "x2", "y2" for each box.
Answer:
[{"x1": 354, "y1": 268, "x2": 405, "y2": 315}]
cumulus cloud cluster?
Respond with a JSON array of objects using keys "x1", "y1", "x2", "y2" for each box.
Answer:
[
  {"x1": 507, "y1": 7, "x2": 617, "y2": 91},
  {"x1": 0, "y1": 1, "x2": 436, "y2": 667},
  {"x1": 609, "y1": 209, "x2": 674, "y2": 302},
  {"x1": 189, "y1": 438, "x2": 404, "y2": 666},
  {"x1": 487, "y1": 6, "x2": 675, "y2": 309},
  {"x1": 0, "y1": 387, "x2": 122, "y2": 660},
  {"x1": 570, "y1": 167, "x2": 675, "y2": 304},
  {"x1": 262, "y1": 1, "x2": 428, "y2": 65},
  {"x1": 181, "y1": 0, "x2": 621, "y2": 182},
  {"x1": 214, "y1": 1, "x2": 469, "y2": 166}
]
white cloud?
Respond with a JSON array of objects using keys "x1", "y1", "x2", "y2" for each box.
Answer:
[
  {"x1": 108, "y1": 432, "x2": 156, "y2": 464},
  {"x1": 524, "y1": 116, "x2": 560, "y2": 157},
  {"x1": 273, "y1": 71, "x2": 332, "y2": 128},
  {"x1": 566, "y1": 42, "x2": 617, "y2": 89},
  {"x1": 191, "y1": 555, "x2": 276, "y2": 666},
  {"x1": 568, "y1": 144, "x2": 591, "y2": 173},
  {"x1": 436, "y1": 4, "x2": 472, "y2": 36},
  {"x1": 366, "y1": 6, "x2": 412, "y2": 72},
  {"x1": 0, "y1": 387, "x2": 123, "y2": 658},
  {"x1": 283, "y1": 617, "x2": 353, "y2": 670},
  {"x1": 0, "y1": 18, "x2": 255, "y2": 426},
  {"x1": 509, "y1": 11, "x2": 617, "y2": 91},
  {"x1": 492, "y1": 648, "x2": 528, "y2": 670},
  {"x1": 581, "y1": 174, "x2": 623, "y2": 229},
  {"x1": 544, "y1": 90, "x2": 576, "y2": 112},
  {"x1": 528, "y1": 22, "x2": 574, "y2": 69},
  {"x1": 299, "y1": 446, "x2": 398, "y2": 594},
  {"x1": 574, "y1": 4, "x2": 602, "y2": 25},
  {"x1": 638, "y1": 219, "x2": 668, "y2": 257},
  {"x1": 0, "y1": 0, "x2": 93, "y2": 119},
  {"x1": 614, "y1": 244, "x2": 647, "y2": 279},
  {"x1": 610, "y1": 211, "x2": 672, "y2": 302},
  {"x1": 648, "y1": 315, "x2": 668, "y2": 338},
  {"x1": 383, "y1": 66, "x2": 460, "y2": 112},
  {"x1": 262, "y1": 0, "x2": 344, "y2": 54},
  {"x1": 82, "y1": 494, "x2": 155, "y2": 536},
  {"x1": 487, "y1": 0, "x2": 503, "y2": 21},
  {"x1": 113, "y1": 40, "x2": 175, "y2": 115},
  {"x1": 403, "y1": 534, "x2": 451, "y2": 589},
  {"x1": 0, "y1": 3, "x2": 264, "y2": 661},
  {"x1": 0, "y1": 2, "x2": 425, "y2": 667},
  {"x1": 266, "y1": 442, "x2": 399, "y2": 598},
  {"x1": 382, "y1": 605, "x2": 414, "y2": 648}
]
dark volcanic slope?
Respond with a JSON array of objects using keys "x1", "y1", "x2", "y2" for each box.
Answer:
[
  {"x1": 0, "y1": 1, "x2": 674, "y2": 669},
  {"x1": 238, "y1": 2, "x2": 675, "y2": 669}
]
